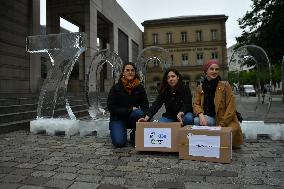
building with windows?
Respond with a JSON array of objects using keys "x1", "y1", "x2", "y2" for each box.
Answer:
[
  {"x1": 0, "y1": 0, "x2": 142, "y2": 94},
  {"x1": 142, "y1": 15, "x2": 228, "y2": 92}
]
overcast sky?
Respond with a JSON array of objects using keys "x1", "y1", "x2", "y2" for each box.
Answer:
[
  {"x1": 40, "y1": 0, "x2": 253, "y2": 48},
  {"x1": 116, "y1": 0, "x2": 253, "y2": 47}
]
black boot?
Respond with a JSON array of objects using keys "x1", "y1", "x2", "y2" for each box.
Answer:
[{"x1": 130, "y1": 130, "x2": 135, "y2": 146}]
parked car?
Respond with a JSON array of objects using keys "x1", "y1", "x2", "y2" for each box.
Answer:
[{"x1": 243, "y1": 85, "x2": 256, "y2": 97}]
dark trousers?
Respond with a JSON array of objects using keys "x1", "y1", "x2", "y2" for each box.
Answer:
[{"x1": 109, "y1": 109, "x2": 144, "y2": 147}]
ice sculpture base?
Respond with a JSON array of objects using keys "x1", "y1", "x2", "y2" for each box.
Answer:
[
  {"x1": 30, "y1": 118, "x2": 110, "y2": 137},
  {"x1": 79, "y1": 119, "x2": 109, "y2": 137},
  {"x1": 30, "y1": 119, "x2": 80, "y2": 137},
  {"x1": 241, "y1": 121, "x2": 284, "y2": 140}
]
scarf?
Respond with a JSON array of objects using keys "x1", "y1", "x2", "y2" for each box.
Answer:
[
  {"x1": 121, "y1": 77, "x2": 140, "y2": 94},
  {"x1": 202, "y1": 77, "x2": 220, "y2": 116}
]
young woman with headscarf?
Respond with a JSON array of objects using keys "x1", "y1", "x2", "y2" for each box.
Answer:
[{"x1": 193, "y1": 59, "x2": 243, "y2": 148}]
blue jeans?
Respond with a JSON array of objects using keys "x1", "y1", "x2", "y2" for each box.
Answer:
[
  {"x1": 194, "y1": 115, "x2": 216, "y2": 126},
  {"x1": 159, "y1": 112, "x2": 194, "y2": 125},
  {"x1": 109, "y1": 109, "x2": 144, "y2": 147}
]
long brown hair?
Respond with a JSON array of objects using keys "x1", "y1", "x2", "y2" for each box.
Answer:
[
  {"x1": 119, "y1": 62, "x2": 140, "y2": 80},
  {"x1": 159, "y1": 68, "x2": 183, "y2": 94}
]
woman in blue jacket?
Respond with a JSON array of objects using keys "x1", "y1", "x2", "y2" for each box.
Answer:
[
  {"x1": 138, "y1": 68, "x2": 194, "y2": 125},
  {"x1": 107, "y1": 63, "x2": 149, "y2": 147}
]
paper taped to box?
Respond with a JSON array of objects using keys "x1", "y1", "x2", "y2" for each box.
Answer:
[
  {"x1": 135, "y1": 122, "x2": 181, "y2": 152},
  {"x1": 188, "y1": 134, "x2": 220, "y2": 158},
  {"x1": 179, "y1": 125, "x2": 232, "y2": 163}
]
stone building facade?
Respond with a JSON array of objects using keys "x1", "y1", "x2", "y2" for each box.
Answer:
[{"x1": 142, "y1": 15, "x2": 228, "y2": 93}]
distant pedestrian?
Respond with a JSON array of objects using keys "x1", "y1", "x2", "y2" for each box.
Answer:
[
  {"x1": 138, "y1": 68, "x2": 194, "y2": 125},
  {"x1": 193, "y1": 59, "x2": 243, "y2": 148},
  {"x1": 261, "y1": 86, "x2": 267, "y2": 104},
  {"x1": 107, "y1": 63, "x2": 149, "y2": 147}
]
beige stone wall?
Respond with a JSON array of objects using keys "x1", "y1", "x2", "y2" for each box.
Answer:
[{"x1": 143, "y1": 17, "x2": 228, "y2": 93}]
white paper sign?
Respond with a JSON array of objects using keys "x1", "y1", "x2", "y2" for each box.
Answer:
[
  {"x1": 191, "y1": 125, "x2": 221, "y2": 130},
  {"x1": 188, "y1": 134, "x2": 220, "y2": 158},
  {"x1": 144, "y1": 128, "x2": 171, "y2": 148}
]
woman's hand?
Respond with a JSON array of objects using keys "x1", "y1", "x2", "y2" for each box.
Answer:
[
  {"x1": 133, "y1": 107, "x2": 138, "y2": 110},
  {"x1": 177, "y1": 112, "x2": 184, "y2": 122},
  {"x1": 138, "y1": 115, "x2": 149, "y2": 122},
  {"x1": 199, "y1": 113, "x2": 207, "y2": 126}
]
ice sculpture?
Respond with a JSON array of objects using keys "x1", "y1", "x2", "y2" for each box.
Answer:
[
  {"x1": 27, "y1": 32, "x2": 87, "y2": 119},
  {"x1": 228, "y1": 45, "x2": 272, "y2": 117},
  {"x1": 27, "y1": 33, "x2": 87, "y2": 137},
  {"x1": 135, "y1": 46, "x2": 172, "y2": 86},
  {"x1": 227, "y1": 45, "x2": 283, "y2": 140},
  {"x1": 86, "y1": 49, "x2": 123, "y2": 120}
]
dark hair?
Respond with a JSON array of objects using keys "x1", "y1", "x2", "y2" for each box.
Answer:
[
  {"x1": 159, "y1": 68, "x2": 183, "y2": 94},
  {"x1": 120, "y1": 62, "x2": 140, "y2": 80}
]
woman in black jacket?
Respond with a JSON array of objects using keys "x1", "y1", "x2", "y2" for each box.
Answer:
[
  {"x1": 107, "y1": 63, "x2": 149, "y2": 147},
  {"x1": 138, "y1": 68, "x2": 194, "y2": 125}
]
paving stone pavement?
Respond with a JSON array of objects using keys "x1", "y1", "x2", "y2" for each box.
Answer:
[{"x1": 0, "y1": 130, "x2": 283, "y2": 189}]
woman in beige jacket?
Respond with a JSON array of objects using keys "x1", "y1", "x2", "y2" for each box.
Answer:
[{"x1": 193, "y1": 59, "x2": 243, "y2": 147}]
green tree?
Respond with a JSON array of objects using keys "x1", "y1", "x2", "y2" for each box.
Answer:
[
  {"x1": 236, "y1": 0, "x2": 284, "y2": 65},
  {"x1": 228, "y1": 71, "x2": 238, "y2": 84},
  {"x1": 271, "y1": 63, "x2": 281, "y2": 86}
]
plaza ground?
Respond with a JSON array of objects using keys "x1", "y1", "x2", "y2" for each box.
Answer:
[{"x1": 0, "y1": 95, "x2": 283, "y2": 188}]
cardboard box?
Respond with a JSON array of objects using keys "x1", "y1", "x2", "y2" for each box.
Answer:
[
  {"x1": 179, "y1": 125, "x2": 232, "y2": 163},
  {"x1": 135, "y1": 122, "x2": 182, "y2": 152}
]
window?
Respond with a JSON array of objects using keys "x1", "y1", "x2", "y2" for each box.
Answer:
[
  {"x1": 181, "y1": 53, "x2": 189, "y2": 65},
  {"x1": 171, "y1": 55, "x2": 174, "y2": 63},
  {"x1": 211, "y1": 30, "x2": 217, "y2": 41},
  {"x1": 167, "y1": 32, "x2": 173, "y2": 44},
  {"x1": 152, "y1": 33, "x2": 158, "y2": 45},
  {"x1": 153, "y1": 59, "x2": 160, "y2": 67},
  {"x1": 211, "y1": 52, "x2": 218, "y2": 59},
  {"x1": 196, "y1": 53, "x2": 203, "y2": 65},
  {"x1": 196, "y1": 31, "x2": 202, "y2": 42},
  {"x1": 182, "y1": 75, "x2": 190, "y2": 86},
  {"x1": 181, "y1": 32, "x2": 187, "y2": 43}
]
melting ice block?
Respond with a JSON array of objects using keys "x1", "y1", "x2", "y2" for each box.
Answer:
[
  {"x1": 30, "y1": 118, "x2": 79, "y2": 137},
  {"x1": 241, "y1": 121, "x2": 284, "y2": 140}
]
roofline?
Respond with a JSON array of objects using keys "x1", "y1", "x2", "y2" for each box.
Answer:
[{"x1": 142, "y1": 15, "x2": 228, "y2": 26}]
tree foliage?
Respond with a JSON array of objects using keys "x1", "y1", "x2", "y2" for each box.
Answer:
[{"x1": 236, "y1": 0, "x2": 284, "y2": 65}]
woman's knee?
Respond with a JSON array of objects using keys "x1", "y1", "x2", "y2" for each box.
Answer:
[
  {"x1": 183, "y1": 112, "x2": 194, "y2": 125},
  {"x1": 194, "y1": 117, "x2": 200, "y2": 125},
  {"x1": 109, "y1": 121, "x2": 127, "y2": 147},
  {"x1": 205, "y1": 116, "x2": 216, "y2": 126},
  {"x1": 159, "y1": 117, "x2": 175, "y2": 122},
  {"x1": 130, "y1": 109, "x2": 145, "y2": 120}
]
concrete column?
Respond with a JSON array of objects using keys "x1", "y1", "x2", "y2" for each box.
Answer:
[
  {"x1": 109, "y1": 23, "x2": 118, "y2": 53},
  {"x1": 46, "y1": 1, "x2": 60, "y2": 34},
  {"x1": 29, "y1": 0, "x2": 41, "y2": 93},
  {"x1": 84, "y1": 0, "x2": 97, "y2": 80},
  {"x1": 128, "y1": 37, "x2": 132, "y2": 62},
  {"x1": 282, "y1": 56, "x2": 284, "y2": 104}
]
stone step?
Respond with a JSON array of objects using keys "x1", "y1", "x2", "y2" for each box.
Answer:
[
  {"x1": 0, "y1": 110, "x2": 37, "y2": 124},
  {"x1": 0, "y1": 98, "x2": 38, "y2": 106},
  {"x1": 0, "y1": 104, "x2": 37, "y2": 114},
  {"x1": 0, "y1": 104, "x2": 89, "y2": 124},
  {"x1": 0, "y1": 119, "x2": 31, "y2": 134}
]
